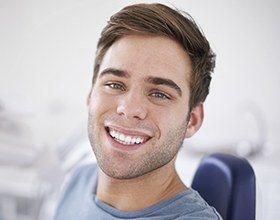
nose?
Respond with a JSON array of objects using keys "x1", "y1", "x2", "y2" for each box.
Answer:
[{"x1": 116, "y1": 90, "x2": 148, "y2": 120}]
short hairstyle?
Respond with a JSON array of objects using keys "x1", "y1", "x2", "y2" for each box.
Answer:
[{"x1": 93, "y1": 3, "x2": 216, "y2": 110}]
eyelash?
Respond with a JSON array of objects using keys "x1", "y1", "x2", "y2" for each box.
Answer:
[
  {"x1": 105, "y1": 82, "x2": 125, "y2": 91},
  {"x1": 104, "y1": 82, "x2": 171, "y2": 101},
  {"x1": 150, "y1": 91, "x2": 170, "y2": 100}
]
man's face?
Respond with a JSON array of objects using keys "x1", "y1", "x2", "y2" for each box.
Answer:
[{"x1": 88, "y1": 35, "x2": 193, "y2": 179}]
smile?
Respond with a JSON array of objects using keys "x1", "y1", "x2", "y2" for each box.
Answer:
[{"x1": 106, "y1": 127, "x2": 151, "y2": 146}]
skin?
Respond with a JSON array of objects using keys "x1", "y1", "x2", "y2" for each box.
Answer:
[{"x1": 87, "y1": 35, "x2": 204, "y2": 211}]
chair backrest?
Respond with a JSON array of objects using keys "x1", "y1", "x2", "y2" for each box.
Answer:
[{"x1": 191, "y1": 153, "x2": 256, "y2": 220}]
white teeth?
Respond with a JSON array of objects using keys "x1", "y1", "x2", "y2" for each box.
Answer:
[
  {"x1": 115, "y1": 133, "x2": 119, "y2": 139},
  {"x1": 125, "y1": 136, "x2": 132, "y2": 143},
  {"x1": 119, "y1": 133, "x2": 125, "y2": 141},
  {"x1": 108, "y1": 129, "x2": 145, "y2": 145},
  {"x1": 109, "y1": 130, "x2": 113, "y2": 136},
  {"x1": 110, "y1": 130, "x2": 116, "y2": 137}
]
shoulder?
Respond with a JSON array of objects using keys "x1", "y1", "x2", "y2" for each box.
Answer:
[
  {"x1": 61, "y1": 163, "x2": 98, "y2": 197},
  {"x1": 66, "y1": 163, "x2": 98, "y2": 188},
  {"x1": 54, "y1": 163, "x2": 98, "y2": 220},
  {"x1": 176, "y1": 188, "x2": 223, "y2": 220}
]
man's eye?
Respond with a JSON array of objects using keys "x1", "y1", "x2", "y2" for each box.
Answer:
[
  {"x1": 105, "y1": 83, "x2": 125, "y2": 91},
  {"x1": 150, "y1": 92, "x2": 170, "y2": 100}
]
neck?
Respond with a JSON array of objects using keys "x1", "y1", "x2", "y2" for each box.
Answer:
[{"x1": 96, "y1": 158, "x2": 186, "y2": 212}]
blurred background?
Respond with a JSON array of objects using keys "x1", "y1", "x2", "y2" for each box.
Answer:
[{"x1": 0, "y1": 0, "x2": 279, "y2": 219}]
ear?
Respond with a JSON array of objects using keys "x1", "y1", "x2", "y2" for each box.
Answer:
[{"x1": 185, "y1": 102, "x2": 204, "y2": 138}]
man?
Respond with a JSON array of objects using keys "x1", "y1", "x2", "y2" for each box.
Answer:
[{"x1": 55, "y1": 3, "x2": 221, "y2": 220}]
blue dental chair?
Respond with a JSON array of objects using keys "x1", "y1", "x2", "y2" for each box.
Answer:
[{"x1": 191, "y1": 153, "x2": 256, "y2": 220}]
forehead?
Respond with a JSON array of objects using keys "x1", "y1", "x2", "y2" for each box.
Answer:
[{"x1": 98, "y1": 35, "x2": 192, "y2": 89}]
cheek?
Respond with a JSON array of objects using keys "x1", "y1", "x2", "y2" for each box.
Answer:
[
  {"x1": 149, "y1": 106, "x2": 189, "y2": 137},
  {"x1": 88, "y1": 90, "x2": 117, "y2": 116}
]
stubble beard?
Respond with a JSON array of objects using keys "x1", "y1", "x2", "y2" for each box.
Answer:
[{"x1": 88, "y1": 115, "x2": 188, "y2": 180}]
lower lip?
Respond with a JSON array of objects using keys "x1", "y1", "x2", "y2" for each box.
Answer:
[{"x1": 105, "y1": 129, "x2": 146, "y2": 151}]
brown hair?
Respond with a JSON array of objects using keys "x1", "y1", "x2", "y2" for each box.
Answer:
[{"x1": 93, "y1": 3, "x2": 215, "y2": 110}]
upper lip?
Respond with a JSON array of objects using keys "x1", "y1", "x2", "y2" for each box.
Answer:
[{"x1": 104, "y1": 123, "x2": 153, "y2": 138}]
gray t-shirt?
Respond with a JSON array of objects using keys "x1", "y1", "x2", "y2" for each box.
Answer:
[{"x1": 54, "y1": 164, "x2": 222, "y2": 220}]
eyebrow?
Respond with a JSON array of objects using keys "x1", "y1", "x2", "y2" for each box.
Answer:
[
  {"x1": 99, "y1": 68, "x2": 130, "y2": 78},
  {"x1": 145, "y1": 76, "x2": 182, "y2": 97},
  {"x1": 98, "y1": 68, "x2": 182, "y2": 97}
]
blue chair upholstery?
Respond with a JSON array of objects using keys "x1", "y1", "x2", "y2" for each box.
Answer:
[{"x1": 191, "y1": 153, "x2": 256, "y2": 220}]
